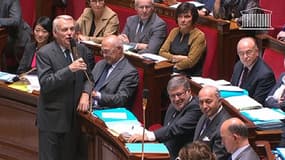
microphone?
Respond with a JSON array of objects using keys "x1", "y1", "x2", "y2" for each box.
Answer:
[
  {"x1": 141, "y1": 89, "x2": 149, "y2": 160},
  {"x1": 69, "y1": 38, "x2": 94, "y2": 112}
]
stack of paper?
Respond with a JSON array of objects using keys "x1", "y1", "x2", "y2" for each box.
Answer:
[
  {"x1": 225, "y1": 95, "x2": 262, "y2": 110},
  {"x1": 241, "y1": 108, "x2": 285, "y2": 130}
]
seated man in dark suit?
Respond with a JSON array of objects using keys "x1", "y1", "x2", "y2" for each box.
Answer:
[
  {"x1": 265, "y1": 57, "x2": 285, "y2": 109},
  {"x1": 220, "y1": 117, "x2": 260, "y2": 160},
  {"x1": 231, "y1": 37, "x2": 276, "y2": 106},
  {"x1": 128, "y1": 75, "x2": 202, "y2": 160},
  {"x1": 0, "y1": 0, "x2": 32, "y2": 73},
  {"x1": 193, "y1": 85, "x2": 231, "y2": 160},
  {"x1": 78, "y1": 35, "x2": 139, "y2": 111},
  {"x1": 118, "y1": 0, "x2": 167, "y2": 54}
]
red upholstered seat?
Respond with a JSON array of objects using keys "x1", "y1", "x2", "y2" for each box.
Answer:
[
  {"x1": 160, "y1": 15, "x2": 177, "y2": 34},
  {"x1": 131, "y1": 67, "x2": 144, "y2": 122},
  {"x1": 262, "y1": 48, "x2": 284, "y2": 79},
  {"x1": 20, "y1": 0, "x2": 36, "y2": 27},
  {"x1": 107, "y1": 4, "x2": 137, "y2": 32},
  {"x1": 196, "y1": 25, "x2": 219, "y2": 79}
]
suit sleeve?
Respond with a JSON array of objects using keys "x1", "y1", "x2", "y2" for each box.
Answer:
[
  {"x1": 138, "y1": 19, "x2": 167, "y2": 54},
  {"x1": 154, "y1": 103, "x2": 202, "y2": 141},
  {"x1": 99, "y1": 68, "x2": 139, "y2": 107},
  {"x1": 0, "y1": 0, "x2": 21, "y2": 27}
]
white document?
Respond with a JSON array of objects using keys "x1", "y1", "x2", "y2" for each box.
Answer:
[
  {"x1": 225, "y1": 95, "x2": 263, "y2": 110},
  {"x1": 106, "y1": 120, "x2": 142, "y2": 135},
  {"x1": 24, "y1": 75, "x2": 40, "y2": 92},
  {"x1": 141, "y1": 53, "x2": 168, "y2": 62},
  {"x1": 80, "y1": 40, "x2": 101, "y2": 47}
]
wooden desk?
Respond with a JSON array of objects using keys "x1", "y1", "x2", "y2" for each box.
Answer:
[
  {"x1": 86, "y1": 43, "x2": 173, "y2": 127},
  {"x1": 189, "y1": 79, "x2": 282, "y2": 155},
  {"x1": 0, "y1": 84, "x2": 169, "y2": 160},
  {"x1": 256, "y1": 34, "x2": 285, "y2": 53},
  {"x1": 0, "y1": 28, "x2": 8, "y2": 70},
  {"x1": 105, "y1": 0, "x2": 248, "y2": 80}
]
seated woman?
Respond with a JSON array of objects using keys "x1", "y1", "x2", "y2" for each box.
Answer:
[
  {"x1": 76, "y1": 0, "x2": 119, "y2": 43},
  {"x1": 177, "y1": 141, "x2": 216, "y2": 160},
  {"x1": 159, "y1": 2, "x2": 206, "y2": 77},
  {"x1": 265, "y1": 57, "x2": 285, "y2": 109},
  {"x1": 17, "y1": 16, "x2": 52, "y2": 74}
]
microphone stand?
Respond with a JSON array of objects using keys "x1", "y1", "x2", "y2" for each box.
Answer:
[
  {"x1": 69, "y1": 39, "x2": 94, "y2": 112},
  {"x1": 141, "y1": 89, "x2": 149, "y2": 160}
]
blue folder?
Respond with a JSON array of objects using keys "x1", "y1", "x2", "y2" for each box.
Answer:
[
  {"x1": 126, "y1": 143, "x2": 169, "y2": 154},
  {"x1": 219, "y1": 89, "x2": 248, "y2": 98},
  {"x1": 92, "y1": 107, "x2": 138, "y2": 122}
]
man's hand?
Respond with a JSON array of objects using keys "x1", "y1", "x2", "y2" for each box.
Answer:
[
  {"x1": 127, "y1": 133, "x2": 148, "y2": 143},
  {"x1": 69, "y1": 58, "x2": 87, "y2": 72},
  {"x1": 118, "y1": 34, "x2": 129, "y2": 43},
  {"x1": 77, "y1": 92, "x2": 90, "y2": 112},
  {"x1": 136, "y1": 43, "x2": 148, "y2": 50}
]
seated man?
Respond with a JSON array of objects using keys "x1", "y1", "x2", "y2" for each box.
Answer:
[
  {"x1": 128, "y1": 76, "x2": 202, "y2": 160},
  {"x1": 118, "y1": 0, "x2": 167, "y2": 54},
  {"x1": 193, "y1": 85, "x2": 231, "y2": 160},
  {"x1": 0, "y1": 0, "x2": 32, "y2": 73},
  {"x1": 78, "y1": 35, "x2": 139, "y2": 111},
  {"x1": 265, "y1": 56, "x2": 285, "y2": 109},
  {"x1": 231, "y1": 37, "x2": 276, "y2": 106},
  {"x1": 220, "y1": 117, "x2": 260, "y2": 160},
  {"x1": 277, "y1": 25, "x2": 285, "y2": 42}
]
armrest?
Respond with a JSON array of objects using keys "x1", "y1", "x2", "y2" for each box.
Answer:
[{"x1": 255, "y1": 140, "x2": 275, "y2": 160}]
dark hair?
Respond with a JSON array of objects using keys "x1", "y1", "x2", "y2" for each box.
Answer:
[
  {"x1": 33, "y1": 16, "x2": 52, "y2": 42},
  {"x1": 178, "y1": 141, "x2": 216, "y2": 160},
  {"x1": 175, "y1": 2, "x2": 199, "y2": 25}
]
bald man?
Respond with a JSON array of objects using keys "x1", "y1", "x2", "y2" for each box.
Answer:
[
  {"x1": 231, "y1": 37, "x2": 275, "y2": 106},
  {"x1": 78, "y1": 35, "x2": 139, "y2": 111},
  {"x1": 193, "y1": 85, "x2": 231, "y2": 160},
  {"x1": 220, "y1": 117, "x2": 260, "y2": 160}
]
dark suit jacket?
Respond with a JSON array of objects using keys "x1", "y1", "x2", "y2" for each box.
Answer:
[
  {"x1": 84, "y1": 57, "x2": 139, "y2": 109},
  {"x1": 232, "y1": 145, "x2": 260, "y2": 160},
  {"x1": 17, "y1": 42, "x2": 37, "y2": 74},
  {"x1": 231, "y1": 57, "x2": 276, "y2": 106},
  {"x1": 0, "y1": 0, "x2": 31, "y2": 48},
  {"x1": 193, "y1": 107, "x2": 231, "y2": 160},
  {"x1": 36, "y1": 41, "x2": 94, "y2": 132},
  {"x1": 122, "y1": 13, "x2": 167, "y2": 54},
  {"x1": 265, "y1": 73, "x2": 285, "y2": 108},
  {"x1": 154, "y1": 97, "x2": 202, "y2": 160}
]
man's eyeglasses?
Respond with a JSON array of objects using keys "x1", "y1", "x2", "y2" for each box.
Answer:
[
  {"x1": 237, "y1": 49, "x2": 256, "y2": 57},
  {"x1": 90, "y1": 0, "x2": 104, "y2": 4},
  {"x1": 137, "y1": 5, "x2": 153, "y2": 10},
  {"x1": 169, "y1": 90, "x2": 187, "y2": 99}
]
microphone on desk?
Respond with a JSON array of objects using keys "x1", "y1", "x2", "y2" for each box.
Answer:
[
  {"x1": 12, "y1": 67, "x2": 37, "y2": 83},
  {"x1": 141, "y1": 89, "x2": 149, "y2": 160},
  {"x1": 69, "y1": 38, "x2": 94, "y2": 112}
]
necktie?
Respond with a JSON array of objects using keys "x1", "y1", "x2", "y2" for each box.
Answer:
[
  {"x1": 64, "y1": 49, "x2": 72, "y2": 64},
  {"x1": 136, "y1": 21, "x2": 144, "y2": 33},
  {"x1": 200, "y1": 118, "x2": 211, "y2": 136},
  {"x1": 94, "y1": 64, "x2": 111, "y2": 91},
  {"x1": 239, "y1": 67, "x2": 248, "y2": 87}
]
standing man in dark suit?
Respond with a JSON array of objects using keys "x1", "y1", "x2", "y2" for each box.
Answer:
[
  {"x1": 231, "y1": 37, "x2": 275, "y2": 106},
  {"x1": 220, "y1": 117, "x2": 260, "y2": 160},
  {"x1": 77, "y1": 35, "x2": 139, "y2": 111},
  {"x1": 194, "y1": 85, "x2": 231, "y2": 160},
  {"x1": 118, "y1": 0, "x2": 167, "y2": 54},
  {"x1": 36, "y1": 15, "x2": 94, "y2": 160},
  {"x1": 128, "y1": 76, "x2": 202, "y2": 160},
  {"x1": 0, "y1": 0, "x2": 32, "y2": 73}
]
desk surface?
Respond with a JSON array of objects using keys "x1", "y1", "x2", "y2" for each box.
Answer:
[{"x1": 0, "y1": 84, "x2": 170, "y2": 160}]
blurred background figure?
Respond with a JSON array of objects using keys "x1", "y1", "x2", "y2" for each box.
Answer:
[
  {"x1": 177, "y1": 141, "x2": 216, "y2": 160},
  {"x1": 220, "y1": 117, "x2": 260, "y2": 160},
  {"x1": 17, "y1": 16, "x2": 52, "y2": 75},
  {"x1": 159, "y1": 2, "x2": 206, "y2": 77},
  {"x1": 0, "y1": 0, "x2": 32, "y2": 73},
  {"x1": 76, "y1": 0, "x2": 119, "y2": 43},
  {"x1": 277, "y1": 25, "x2": 285, "y2": 42}
]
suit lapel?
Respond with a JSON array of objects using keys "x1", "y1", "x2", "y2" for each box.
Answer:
[{"x1": 101, "y1": 58, "x2": 125, "y2": 88}]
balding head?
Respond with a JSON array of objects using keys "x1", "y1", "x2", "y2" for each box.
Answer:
[
  {"x1": 220, "y1": 117, "x2": 249, "y2": 153},
  {"x1": 198, "y1": 85, "x2": 221, "y2": 117},
  {"x1": 237, "y1": 37, "x2": 259, "y2": 68},
  {"x1": 101, "y1": 35, "x2": 124, "y2": 64}
]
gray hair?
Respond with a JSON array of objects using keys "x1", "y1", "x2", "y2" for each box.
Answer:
[
  {"x1": 134, "y1": 0, "x2": 154, "y2": 7},
  {"x1": 53, "y1": 15, "x2": 74, "y2": 32},
  {"x1": 167, "y1": 76, "x2": 191, "y2": 92}
]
